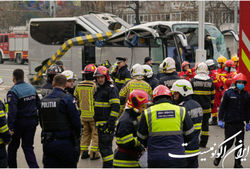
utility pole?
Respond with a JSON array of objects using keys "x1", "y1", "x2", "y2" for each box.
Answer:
[
  {"x1": 196, "y1": 1, "x2": 206, "y2": 63},
  {"x1": 234, "y1": 0, "x2": 238, "y2": 54}
]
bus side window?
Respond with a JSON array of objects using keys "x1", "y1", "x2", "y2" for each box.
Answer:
[
  {"x1": 4, "y1": 35, "x2": 8, "y2": 43},
  {"x1": 0, "y1": 36, "x2": 3, "y2": 43}
]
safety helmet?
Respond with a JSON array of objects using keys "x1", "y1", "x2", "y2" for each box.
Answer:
[
  {"x1": 205, "y1": 59, "x2": 215, "y2": 67},
  {"x1": 152, "y1": 85, "x2": 172, "y2": 100},
  {"x1": 143, "y1": 65, "x2": 153, "y2": 78},
  {"x1": 61, "y1": 70, "x2": 77, "y2": 81},
  {"x1": 0, "y1": 76, "x2": 3, "y2": 85},
  {"x1": 47, "y1": 64, "x2": 63, "y2": 75},
  {"x1": 127, "y1": 89, "x2": 149, "y2": 111},
  {"x1": 181, "y1": 61, "x2": 190, "y2": 71},
  {"x1": 101, "y1": 60, "x2": 111, "y2": 68},
  {"x1": 81, "y1": 64, "x2": 97, "y2": 74},
  {"x1": 217, "y1": 55, "x2": 227, "y2": 64},
  {"x1": 233, "y1": 73, "x2": 247, "y2": 84},
  {"x1": 162, "y1": 57, "x2": 176, "y2": 73},
  {"x1": 224, "y1": 60, "x2": 235, "y2": 68},
  {"x1": 93, "y1": 66, "x2": 110, "y2": 81},
  {"x1": 196, "y1": 62, "x2": 209, "y2": 74},
  {"x1": 131, "y1": 64, "x2": 145, "y2": 79},
  {"x1": 171, "y1": 79, "x2": 193, "y2": 97},
  {"x1": 231, "y1": 55, "x2": 239, "y2": 62},
  {"x1": 159, "y1": 63, "x2": 164, "y2": 73}
]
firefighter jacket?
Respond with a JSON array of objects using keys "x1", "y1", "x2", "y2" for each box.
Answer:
[
  {"x1": 191, "y1": 76, "x2": 215, "y2": 114},
  {"x1": 113, "y1": 109, "x2": 144, "y2": 168},
  {"x1": 39, "y1": 88, "x2": 81, "y2": 139},
  {"x1": 94, "y1": 81, "x2": 120, "y2": 126},
  {"x1": 219, "y1": 88, "x2": 250, "y2": 124},
  {"x1": 159, "y1": 72, "x2": 180, "y2": 89},
  {"x1": 74, "y1": 80, "x2": 96, "y2": 119},
  {"x1": 209, "y1": 70, "x2": 223, "y2": 110},
  {"x1": 144, "y1": 76, "x2": 160, "y2": 90},
  {"x1": 111, "y1": 65, "x2": 131, "y2": 91},
  {"x1": 177, "y1": 96, "x2": 203, "y2": 154},
  {"x1": 7, "y1": 81, "x2": 40, "y2": 130},
  {"x1": 178, "y1": 69, "x2": 195, "y2": 81},
  {"x1": 220, "y1": 71, "x2": 237, "y2": 91},
  {"x1": 137, "y1": 99, "x2": 194, "y2": 162},
  {"x1": 0, "y1": 100, "x2": 11, "y2": 145},
  {"x1": 119, "y1": 79, "x2": 152, "y2": 107}
]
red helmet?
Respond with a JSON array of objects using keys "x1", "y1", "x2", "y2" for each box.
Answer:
[
  {"x1": 224, "y1": 60, "x2": 235, "y2": 68},
  {"x1": 81, "y1": 64, "x2": 96, "y2": 74},
  {"x1": 152, "y1": 85, "x2": 172, "y2": 100},
  {"x1": 181, "y1": 61, "x2": 190, "y2": 71},
  {"x1": 127, "y1": 90, "x2": 149, "y2": 110},
  {"x1": 233, "y1": 73, "x2": 247, "y2": 84},
  {"x1": 94, "y1": 66, "x2": 110, "y2": 81}
]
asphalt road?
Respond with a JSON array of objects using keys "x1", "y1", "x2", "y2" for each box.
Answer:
[{"x1": 0, "y1": 62, "x2": 249, "y2": 168}]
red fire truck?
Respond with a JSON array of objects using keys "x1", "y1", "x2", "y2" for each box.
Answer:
[
  {"x1": 239, "y1": 1, "x2": 250, "y2": 93},
  {"x1": 0, "y1": 32, "x2": 28, "y2": 64}
]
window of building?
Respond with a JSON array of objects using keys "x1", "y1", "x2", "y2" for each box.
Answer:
[{"x1": 170, "y1": 12, "x2": 182, "y2": 21}]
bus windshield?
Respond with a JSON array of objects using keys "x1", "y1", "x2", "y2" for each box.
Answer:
[{"x1": 172, "y1": 24, "x2": 228, "y2": 62}]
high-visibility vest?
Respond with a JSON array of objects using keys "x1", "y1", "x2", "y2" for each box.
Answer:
[
  {"x1": 144, "y1": 102, "x2": 185, "y2": 136},
  {"x1": 74, "y1": 80, "x2": 96, "y2": 118}
]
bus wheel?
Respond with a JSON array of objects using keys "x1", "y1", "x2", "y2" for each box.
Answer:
[
  {"x1": 16, "y1": 53, "x2": 23, "y2": 64},
  {"x1": 0, "y1": 53, "x2": 4, "y2": 64}
]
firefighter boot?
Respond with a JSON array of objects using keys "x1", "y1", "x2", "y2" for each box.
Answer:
[
  {"x1": 234, "y1": 159, "x2": 243, "y2": 168},
  {"x1": 81, "y1": 151, "x2": 90, "y2": 159},
  {"x1": 210, "y1": 117, "x2": 218, "y2": 126},
  {"x1": 90, "y1": 151, "x2": 100, "y2": 160}
]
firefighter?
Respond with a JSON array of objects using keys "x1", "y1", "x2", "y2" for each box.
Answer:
[
  {"x1": 61, "y1": 70, "x2": 77, "y2": 95},
  {"x1": 171, "y1": 79, "x2": 203, "y2": 168},
  {"x1": 144, "y1": 57, "x2": 152, "y2": 67},
  {"x1": 217, "y1": 55, "x2": 227, "y2": 74},
  {"x1": 231, "y1": 54, "x2": 239, "y2": 73},
  {"x1": 156, "y1": 62, "x2": 165, "y2": 80},
  {"x1": 0, "y1": 77, "x2": 11, "y2": 168},
  {"x1": 119, "y1": 64, "x2": 152, "y2": 113},
  {"x1": 143, "y1": 64, "x2": 159, "y2": 90},
  {"x1": 214, "y1": 73, "x2": 250, "y2": 168},
  {"x1": 74, "y1": 64, "x2": 100, "y2": 160},
  {"x1": 55, "y1": 60, "x2": 65, "y2": 71},
  {"x1": 113, "y1": 90, "x2": 149, "y2": 168},
  {"x1": 39, "y1": 74, "x2": 81, "y2": 167},
  {"x1": 159, "y1": 57, "x2": 180, "y2": 89},
  {"x1": 41, "y1": 64, "x2": 63, "y2": 97},
  {"x1": 220, "y1": 60, "x2": 237, "y2": 91},
  {"x1": 7, "y1": 69, "x2": 39, "y2": 168},
  {"x1": 205, "y1": 59, "x2": 223, "y2": 125},
  {"x1": 190, "y1": 62, "x2": 215, "y2": 148},
  {"x1": 137, "y1": 85, "x2": 194, "y2": 168},
  {"x1": 93, "y1": 66, "x2": 120, "y2": 168},
  {"x1": 111, "y1": 57, "x2": 131, "y2": 91},
  {"x1": 178, "y1": 61, "x2": 195, "y2": 81}
]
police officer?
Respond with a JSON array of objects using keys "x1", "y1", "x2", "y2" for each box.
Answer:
[
  {"x1": 61, "y1": 70, "x2": 77, "y2": 95},
  {"x1": 111, "y1": 57, "x2": 131, "y2": 91},
  {"x1": 0, "y1": 76, "x2": 11, "y2": 168},
  {"x1": 7, "y1": 69, "x2": 39, "y2": 168},
  {"x1": 119, "y1": 64, "x2": 152, "y2": 113},
  {"x1": 159, "y1": 57, "x2": 180, "y2": 89},
  {"x1": 190, "y1": 62, "x2": 215, "y2": 148},
  {"x1": 137, "y1": 85, "x2": 194, "y2": 168},
  {"x1": 41, "y1": 64, "x2": 63, "y2": 97},
  {"x1": 171, "y1": 80, "x2": 203, "y2": 168},
  {"x1": 113, "y1": 90, "x2": 149, "y2": 168},
  {"x1": 214, "y1": 73, "x2": 250, "y2": 168},
  {"x1": 94, "y1": 66, "x2": 120, "y2": 168},
  {"x1": 39, "y1": 74, "x2": 81, "y2": 167},
  {"x1": 74, "y1": 64, "x2": 100, "y2": 160},
  {"x1": 143, "y1": 64, "x2": 159, "y2": 90}
]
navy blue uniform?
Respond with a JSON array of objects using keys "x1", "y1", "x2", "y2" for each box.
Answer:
[
  {"x1": 40, "y1": 88, "x2": 81, "y2": 168},
  {"x1": 111, "y1": 65, "x2": 131, "y2": 91},
  {"x1": 41, "y1": 82, "x2": 53, "y2": 97},
  {"x1": 144, "y1": 76, "x2": 160, "y2": 90},
  {"x1": 159, "y1": 72, "x2": 180, "y2": 89},
  {"x1": 7, "y1": 81, "x2": 39, "y2": 168},
  {"x1": 217, "y1": 88, "x2": 250, "y2": 166},
  {"x1": 0, "y1": 100, "x2": 11, "y2": 167},
  {"x1": 113, "y1": 109, "x2": 144, "y2": 168},
  {"x1": 94, "y1": 81, "x2": 120, "y2": 168},
  {"x1": 178, "y1": 96, "x2": 203, "y2": 168}
]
